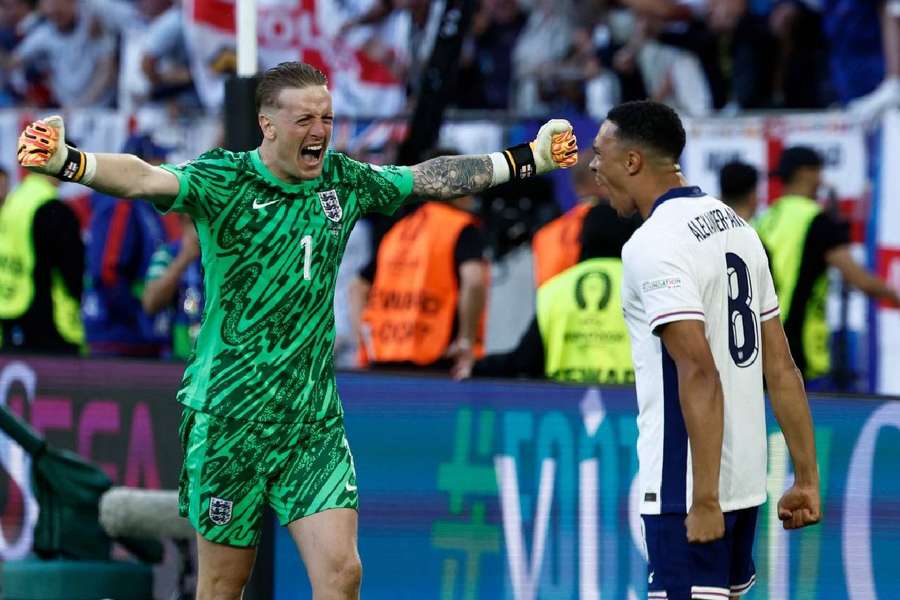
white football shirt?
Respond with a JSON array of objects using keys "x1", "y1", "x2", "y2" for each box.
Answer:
[{"x1": 621, "y1": 187, "x2": 780, "y2": 515}]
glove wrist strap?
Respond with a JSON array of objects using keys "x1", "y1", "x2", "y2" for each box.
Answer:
[
  {"x1": 502, "y1": 143, "x2": 537, "y2": 180},
  {"x1": 57, "y1": 146, "x2": 96, "y2": 184}
]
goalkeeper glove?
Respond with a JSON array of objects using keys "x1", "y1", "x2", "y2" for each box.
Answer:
[
  {"x1": 490, "y1": 119, "x2": 578, "y2": 185},
  {"x1": 17, "y1": 115, "x2": 96, "y2": 184}
]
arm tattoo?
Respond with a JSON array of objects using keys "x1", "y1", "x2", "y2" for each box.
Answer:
[{"x1": 410, "y1": 155, "x2": 493, "y2": 200}]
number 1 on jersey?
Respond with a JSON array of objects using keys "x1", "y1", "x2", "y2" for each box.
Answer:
[{"x1": 301, "y1": 235, "x2": 312, "y2": 280}]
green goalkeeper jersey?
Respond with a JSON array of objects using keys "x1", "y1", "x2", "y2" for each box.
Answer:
[{"x1": 155, "y1": 148, "x2": 412, "y2": 423}]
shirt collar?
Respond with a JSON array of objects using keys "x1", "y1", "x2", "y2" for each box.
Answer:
[{"x1": 648, "y1": 186, "x2": 704, "y2": 218}]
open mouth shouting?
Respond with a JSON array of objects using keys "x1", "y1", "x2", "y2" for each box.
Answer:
[{"x1": 300, "y1": 143, "x2": 325, "y2": 167}]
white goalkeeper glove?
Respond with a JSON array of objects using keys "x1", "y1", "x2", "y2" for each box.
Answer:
[
  {"x1": 17, "y1": 115, "x2": 96, "y2": 184},
  {"x1": 490, "y1": 118, "x2": 578, "y2": 185}
]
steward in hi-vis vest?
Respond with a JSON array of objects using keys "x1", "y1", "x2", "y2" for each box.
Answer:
[
  {"x1": 537, "y1": 257, "x2": 633, "y2": 383},
  {"x1": 756, "y1": 145, "x2": 900, "y2": 387},
  {"x1": 532, "y1": 201, "x2": 591, "y2": 287},
  {"x1": 358, "y1": 200, "x2": 489, "y2": 368},
  {"x1": 755, "y1": 194, "x2": 833, "y2": 378},
  {"x1": 470, "y1": 202, "x2": 637, "y2": 384},
  {"x1": 0, "y1": 173, "x2": 84, "y2": 353},
  {"x1": 531, "y1": 150, "x2": 604, "y2": 286}
]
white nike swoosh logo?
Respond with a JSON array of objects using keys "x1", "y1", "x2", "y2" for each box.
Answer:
[
  {"x1": 345, "y1": 482, "x2": 357, "y2": 492},
  {"x1": 252, "y1": 197, "x2": 284, "y2": 209}
]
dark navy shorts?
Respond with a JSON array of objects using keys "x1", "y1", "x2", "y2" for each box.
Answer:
[{"x1": 642, "y1": 506, "x2": 759, "y2": 600}]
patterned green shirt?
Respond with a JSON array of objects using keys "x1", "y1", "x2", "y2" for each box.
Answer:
[{"x1": 155, "y1": 148, "x2": 412, "y2": 422}]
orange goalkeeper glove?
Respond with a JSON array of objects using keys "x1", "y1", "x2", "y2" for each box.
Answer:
[
  {"x1": 17, "y1": 115, "x2": 96, "y2": 184},
  {"x1": 490, "y1": 119, "x2": 578, "y2": 184}
]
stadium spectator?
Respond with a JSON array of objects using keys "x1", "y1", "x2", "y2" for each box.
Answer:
[
  {"x1": 610, "y1": 2, "x2": 714, "y2": 115},
  {"x1": 843, "y1": 0, "x2": 900, "y2": 118},
  {"x1": 457, "y1": 0, "x2": 527, "y2": 109},
  {"x1": 464, "y1": 201, "x2": 637, "y2": 383},
  {"x1": 338, "y1": 0, "x2": 431, "y2": 96},
  {"x1": 142, "y1": 213, "x2": 202, "y2": 360},
  {"x1": 0, "y1": 0, "x2": 36, "y2": 48},
  {"x1": 352, "y1": 151, "x2": 489, "y2": 376},
  {"x1": 539, "y1": 24, "x2": 613, "y2": 116},
  {"x1": 755, "y1": 146, "x2": 900, "y2": 388},
  {"x1": 718, "y1": 159, "x2": 759, "y2": 221},
  {"x1": 0, "y1": 171, "x2": 84, "y2": 353},
  {"x1": 532, "y1": 150, "x2": 601, "y2": 287},
  {"x1": 766, "y1": 0, "x2": 830, "y2": 108},
  {"x1": 139, "y1": 0, "x2": 198, "y2": 110},
  {"x1": 590, "y1": 8, "x2": 649, "y2": 106},
  {"x1": 82, "y1": 133, "x2": 171, "y2": 357},
  {"x1": 9, "y1": 0, "x2": 118, "y2": 107},
  {"x1": 707, "y1": 0, "x2": 778, "y2": 110},
  {"x1": 0, "y1": 0, "x2": 42, "y2": 105},
  {"x1": 512, "y1": 0, "x2": 575, "y2": 114}
]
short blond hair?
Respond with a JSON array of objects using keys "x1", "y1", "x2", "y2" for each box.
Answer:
[{"x1": 255, "y1": 62, "x2": 328, "y2": 112}]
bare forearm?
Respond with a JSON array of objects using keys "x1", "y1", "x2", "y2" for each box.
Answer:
[
  {"x1": 142, "y1": 254, "x2": 193, "y2": 313},
  {"x1": 767, "y1": 365, "x2": 819, "y2": 484},
  {"x1": 679, "y1": 366, "x2": 724, "y2": 502},
  {"x1": 348, "y1": 277, "x2": 371, "y2": 338},
  {"x1": 847, "y1": 269, "x2": 898, "y2": 301},
  {"x1": 828, "y1": 247, "x2": 900, "y2": 302},
  {"x1": 457, "y1": 280, "x2": 487, "y2": 344},
  {"x1": 410, "y1": 155, "x2": 494, "y2": 200},
  {"x1": 91, "y1": 153, "x2": 179, "y2": 201}
]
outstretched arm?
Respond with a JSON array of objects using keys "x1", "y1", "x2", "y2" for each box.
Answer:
[
  {"x1": 17, "y1": 116, "x2": 180, "y2": 202},
  {"x1": 826, "y1": 245, "x2": 900, "y2": 304},
  {"x1": 89, "y1": 154, "x2": 180, "y2": 201},
  {"x1": 409, "y1": 119, "x2": 578, "y2": 200},
  {"x1": 410, "y1": 155, "x2": 494, "y2": 200}
]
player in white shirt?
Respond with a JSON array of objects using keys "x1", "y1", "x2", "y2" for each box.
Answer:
[{"x1": 589, "y1": 101, "x2": 821, "y2": 600}]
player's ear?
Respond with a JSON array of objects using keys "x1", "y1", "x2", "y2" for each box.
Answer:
[
  {"x1": 258, "y1": 113, "x2": 276, "y2": 140},
  {"x1": 625, "y1": 149, "x2": 642, "y2": 175}
]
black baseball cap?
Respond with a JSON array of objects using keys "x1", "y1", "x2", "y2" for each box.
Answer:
[{"x1": 772, "y1": 146, "x2": 823, "y2": 180}]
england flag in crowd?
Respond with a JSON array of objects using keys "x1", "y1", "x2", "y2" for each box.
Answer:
[{"x1": 182, "y1": 0, "x2": 409, "y2": 116}]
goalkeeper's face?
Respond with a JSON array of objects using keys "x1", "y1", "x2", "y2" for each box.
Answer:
[{"x1": 263, "y1": 85, "x2": 333, "y2": 181}]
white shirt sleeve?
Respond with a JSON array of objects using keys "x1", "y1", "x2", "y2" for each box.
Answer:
[{"x1": 629, "y1": 242, "x2": 705, "y2": 334}]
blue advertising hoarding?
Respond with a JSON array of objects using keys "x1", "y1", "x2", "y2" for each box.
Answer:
[{"x1": 274, "y1": 373, "x2": 900, "y2": 599}]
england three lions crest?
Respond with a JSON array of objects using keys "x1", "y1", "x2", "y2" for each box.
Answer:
[
  {"x1": 318, "y1": 189, "x2": 342, "y2": 222},
  {"x1": 209, "y1": 497, "x2": 233, "y2": 525}
]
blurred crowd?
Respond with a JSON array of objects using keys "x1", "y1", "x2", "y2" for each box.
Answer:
[{"x1": 0, "y1": 0, "x2": 898, "y2": 120}]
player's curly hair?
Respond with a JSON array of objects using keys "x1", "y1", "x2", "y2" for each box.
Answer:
[
  {"x1": 256, "y1": 62, "x2": 329, "y2": 112},
  {"x1": 606, "y1": 101, "x2": 686, "y2": 162}
]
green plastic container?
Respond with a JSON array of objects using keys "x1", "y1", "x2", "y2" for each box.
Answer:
[{"x1": 2, "y1": 558, "x2": 153, "y2": 600}]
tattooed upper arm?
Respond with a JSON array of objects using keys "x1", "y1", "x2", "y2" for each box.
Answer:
[{"x1": 410, "y1": 155, "x2": 494, "y2": 200}]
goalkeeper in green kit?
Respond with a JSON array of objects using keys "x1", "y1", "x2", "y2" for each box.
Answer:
[{"x1": 17, "y1": 61, "x2": 577, "y2": 599}]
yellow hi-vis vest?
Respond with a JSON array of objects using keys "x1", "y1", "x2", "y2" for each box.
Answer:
[
  {"x1": 0, "y1": 175, "x2": 84, "y2": 346},
  {"x1": 754, "y1": 194, "x2": 829, "y2": 378},
  {"x1": 536, "y1": 258, "x2": 634, "y2": 384}
]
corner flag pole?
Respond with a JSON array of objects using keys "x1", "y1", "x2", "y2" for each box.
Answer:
[{"x1": 224, "y1": 0, "x2": 262, "y2": 151}]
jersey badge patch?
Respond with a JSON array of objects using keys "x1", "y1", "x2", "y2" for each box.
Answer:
[
  {"x1": 209, "y1": 496, "x2": 233, "y2": 525},
  {"x1": 641, "y1": 277, "x2": 683, "y2": 293},
  {"x1": 318, "y1": 189, "x2": 343, "y2": 222}
]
